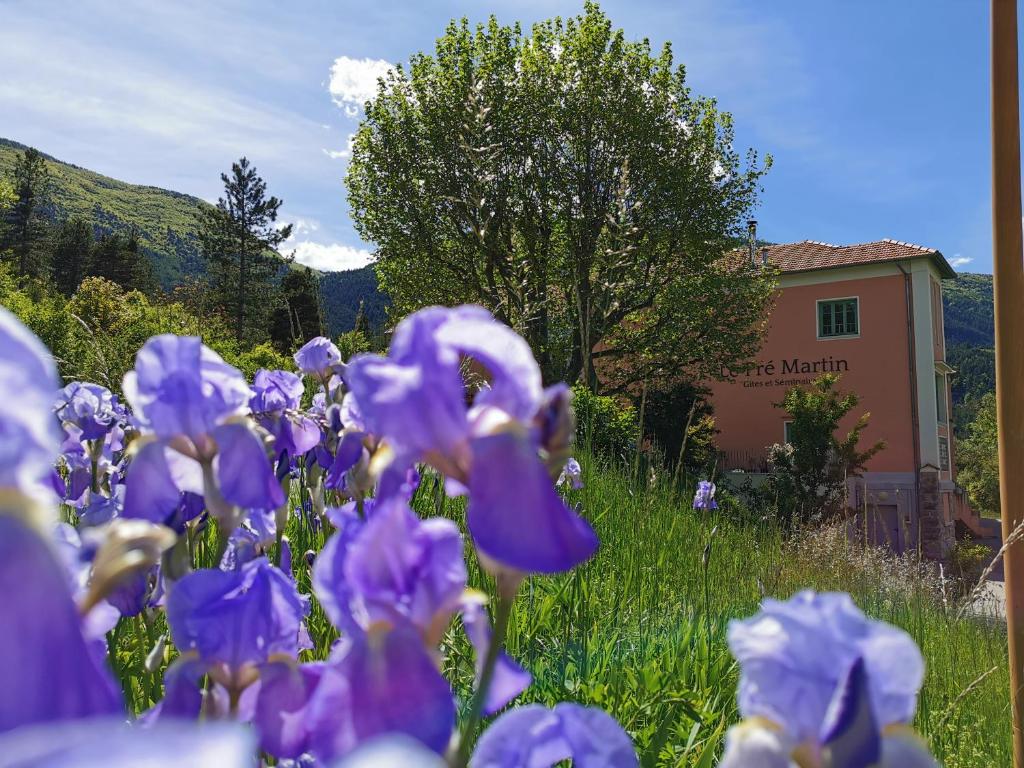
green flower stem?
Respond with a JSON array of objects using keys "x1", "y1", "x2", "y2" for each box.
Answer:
[{"x1": 453, "y1": 590, "x2": 514, "y2": 768}]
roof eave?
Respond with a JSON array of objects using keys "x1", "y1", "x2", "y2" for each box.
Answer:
[{"x1": 779, "y1": 252, "x2": 958, "y2": 280}]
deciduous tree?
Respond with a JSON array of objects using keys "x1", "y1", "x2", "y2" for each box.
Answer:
[
  {"x1": 347, "y1": 2, "x2": 773, "y2": 391},
  {"x1": 957, "y1": 392, "x2": 999, "y2": 518}
]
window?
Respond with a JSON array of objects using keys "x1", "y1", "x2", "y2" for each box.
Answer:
[
  {"x1": 818, "y1": 298, "x2": 859, "y2": 338},
  {"x1": 938, "y1": 437, "x2": 950, "y2": 472},
  {"x1": 935, "y1": 374, "x2": 948, "y2": 425},
  {"x1": 783, "y1": 420, "x2": 793, "y2": 444}
]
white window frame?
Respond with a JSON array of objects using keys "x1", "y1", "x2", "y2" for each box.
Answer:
[
  {"x1": 935, "y1": 372, "x2": 948, "y2": 425},
  {"x1": 783, "y1": 420, "x2": 794, "y2": 445},
  {"x1": 816, "y1": 296, "x2": 861, "y2": 340}
]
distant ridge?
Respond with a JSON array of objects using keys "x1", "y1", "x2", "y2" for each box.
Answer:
[
  {"x1": 0, "y1": 137, "x2": 210, "y2": 287},
  {"x1": 0, "y1": 137, "x2": 388, "y2": 333}
]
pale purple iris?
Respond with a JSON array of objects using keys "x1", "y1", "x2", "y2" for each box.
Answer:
[
  {"x1": 0, "y1": 306, "x2": 61, "y2": 505},
  {"x1": 725, "y1": 591, "x2": 925, "y2": 762},
  {"x1": 250, "y1": 369, "x2": 321, "y2": 460},
  {"x1": 55, "y1": 381, "x2": 125, "y2": 442},
  {"x1": 121, "y1": 335, "x2": 284, "y2": 525},
  {"x1": 471, "y1": 702, "x2": 639, "y2": 767},
  {"x1": 305, "y1": 626, "x2": 456, "y2": 762},
  {"x1": 294, "y1": 336, "x2": 342, "y2": 381},
  {"x1": 124, "y1": 335, "x2": 251, "y2": 443},
  {"x1": 313, "y1": 496, "x2": 467, "y2": 638},
  {"x1": 257, "y1": 496, "x2": 528, "y2": 762},
  {"x1": 0, "y1": 516, "x2": 123, "y2": 733},
  {"x1": 0, "y1": 719, "x2": 255, "y2": 767},
  {"x1": 344, "y1": 306, "x2": 598, "y2": 574},
  {"x1": 557, "y1": 457, "x2": 584, "y2": 489},
  {"x1": 167, "y1": 557, "x2": 309, "y2": 673},
  {"x1": 693, "y1": 480, "x2": 718, "y2": 510}
]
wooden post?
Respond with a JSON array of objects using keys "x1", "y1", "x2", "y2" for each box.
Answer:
[{"x1": 991, "y1": 1, "x2": 1024, "y2": 762}]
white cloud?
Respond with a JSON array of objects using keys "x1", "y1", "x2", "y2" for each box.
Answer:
[
  {"x1": 286, "y1": 241, "x2": 373, "y2": 272},
  {"x1": 329, "y1": 56, "x2": 392, "y2": 117},
  {"x1": 949, "y1": 254, "x2": 973, "y2": 268},
  {"x1": 322, "y1": 133, "x2": 356, "y2": 161}
]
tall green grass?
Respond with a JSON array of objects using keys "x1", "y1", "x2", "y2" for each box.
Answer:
[
  {"x1": 109, "y1": 451, "x2": 1010, "y2": 766},
  {"x1": 421, "y1": 452, "x2": 1010, "y2": 766}
]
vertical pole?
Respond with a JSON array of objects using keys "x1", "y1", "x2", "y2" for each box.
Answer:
[{"x1": 992, "y1": 1, "x2": 1024, "y2": 763}]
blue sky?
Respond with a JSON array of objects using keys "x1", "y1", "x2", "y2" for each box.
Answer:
[{"x1": 0, "y1": 0, "x2": 1004, "y2": 273}]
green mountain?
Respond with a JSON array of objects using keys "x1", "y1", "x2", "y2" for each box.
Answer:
[
  {"x1": 320, "y1": 266, "x2": 388, "y2": 336},
  {"x1": 1, "y1": 137, "x2": 390, "y2": 334},
  {"x1": 0, "y1": 138, "x2": 209, "y2": 287},
  {"x1": 943, "y1": 273, "x2": 993, "y2": 347},
  {"x1": 942, "y1": 273, "x2": 994, "y2": 431}
]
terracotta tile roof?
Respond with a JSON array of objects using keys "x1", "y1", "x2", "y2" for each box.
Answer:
[{"x1": 748, "y1": 239, "x2": 957, "y2": 278}]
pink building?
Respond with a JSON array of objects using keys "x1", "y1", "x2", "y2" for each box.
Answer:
[{"x1": 707, "y1": 238, "x2": 975, "y2": 558}]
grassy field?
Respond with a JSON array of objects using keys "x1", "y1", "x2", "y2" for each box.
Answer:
[{"x1": 108, "y1": 451, "x2": 1011, "y2": 766}]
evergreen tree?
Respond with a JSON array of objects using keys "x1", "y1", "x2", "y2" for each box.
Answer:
[
  {"x1": 269, "y1": 268, "x2": 324, "y2": 352},
  {"x1": 87, "y1": 228, "x2": 154, "y2": 293},
  {"x1": 353, "y1": 299, "x2": 370, "y2": 335},
  {"x1": 52, "y1": 217, "x2": 94, "y2": 296},
  {"x1": 198, "y1": 158, "x2": 292, "y2": 344},
  {"x1": 1, "y1": 147, "x2": 52, "y2": 277}
]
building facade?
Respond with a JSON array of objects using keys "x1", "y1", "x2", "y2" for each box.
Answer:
[{"x1": 708, "y1": 239, "x2": 973, "y2": 559}]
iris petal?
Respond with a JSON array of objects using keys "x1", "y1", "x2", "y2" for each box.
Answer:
[
  {"x1": 212, "y1": 424, "x2": 285, "y2": 511},
  {"x1": 467, "y1": 431, "x2": 598, "y2": 574},
  {"x1": 0, "y1": 516, "x2": 123, "y2": 732}
]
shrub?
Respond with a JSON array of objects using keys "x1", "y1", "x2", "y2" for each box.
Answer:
[
  {"x1": 760, "y1": 374, "x2": 884, "y2": 530},
  {"x1": 571, "y1": 383, "x2": 639, "y2": 462},
  {"x1": 957, "y1": 393, "x2": 999, "y2": 518},
  {"x1": 638, "y1": 382, "x2": 718, "y2": 476},
  {"x1": 231, "y1": 342, "x2": 293, "y2": 380}
]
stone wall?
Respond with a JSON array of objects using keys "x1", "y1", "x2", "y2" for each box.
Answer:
[{"x1": 919, "y1": 468, "x2": 954, "y2": 560}]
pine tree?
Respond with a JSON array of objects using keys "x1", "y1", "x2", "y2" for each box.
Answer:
[
  {"x1": 87, "y1": 228, "x2": 154, "y2": 293},
  {"x1": 269, "y1": 268, "x2": 324, "y2": 352},
  {"x1": 52, "y1": 217, "x2": 94, "y2": 295},
  {"x1": 353, "y1": 299, "x2": 370, "y2": 335},
  {"x1": 1, "y1": 147, "x2": 52, "y2": 277},
  {"x1": 198, "y1": 158, "x2": 292, "y2": 344}
]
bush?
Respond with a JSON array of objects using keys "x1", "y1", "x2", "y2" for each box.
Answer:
[
  {"x1": 957, "y1": 393, "x2": 999, "y2": 518},
  {"x1": 950, "y1": 539, "x2": 991, "y2": 593},
  {"x1": 758, "y1": 374, "x2": 884, "y2": 530},
  {"x1": 571, "y1": 384, "x2": 639, "y2": 462},
  {"x1": 231, "y1": 342, "x2": 294, "y2": 381},
  {"x1": 638, "y1": 382, "x2": 718, "y2": 476}
]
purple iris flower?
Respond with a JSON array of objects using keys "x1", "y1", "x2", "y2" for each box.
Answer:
[
  {"x1": 55, "y1": 381, "x2": 125, "y2": 442},
  {"x1": 557, "y1": 458, "x2": 584, "y2": 490},
  {"x1": 167, "y1": 557, "x2": 309, "y2": 674},
  {"x1": 0, "y1": 516, "x2": 123, "y2": 733},
  {"x1": 0, "y1": 719, "x2": 256, "y2": 767},
  {"x1": 302, "y1": 626, "x2": 456, "y2": 762},
  {"x1": 121, "y1": 335, "x2": 284, "y2": 527},
  {"x1": 0, "y1": 306, "x2": 62, "y2": 506},
  {"x1": 344, "y1": 306, "x2": 597, "y2": 575},
  {"x1": 124, "y1": 335, "x2": 251, "y2": 443},
  {"x1": 294, "y1": 336, "x2": 342, "y2": 381},
  {"x1": 250, "y1": 369, "x2": 321, "y2": 459},
  {"x1": 470, "y1": 702, "x2": 639, "y2": 767},
  {"x1": 693, "y1": 480, "x2": 718, "y2": 511},
  {"x1": 313, "y1": 496, "x2": 466, "y2": 640},
  {"x1": 722, "y1": 591, "x2": 932, "y2": 767}
]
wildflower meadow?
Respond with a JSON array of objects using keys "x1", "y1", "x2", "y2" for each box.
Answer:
[{"x1": 0, "y1": 301, "x2": 1003, "y2": 767}]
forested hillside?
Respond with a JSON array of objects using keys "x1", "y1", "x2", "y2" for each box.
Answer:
[
  {"x1": 319, "y1": 265, "x2": 388, "y2": 335},
  {"x1": 0, "y1": 138, "x2": 208, "y2": 287},
  {"x1": 943, "y1": 273, "x2": 994, "y2": 417},
  {"x1": 0, "y1": 137, "x2": 390, "y2": 334}
]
